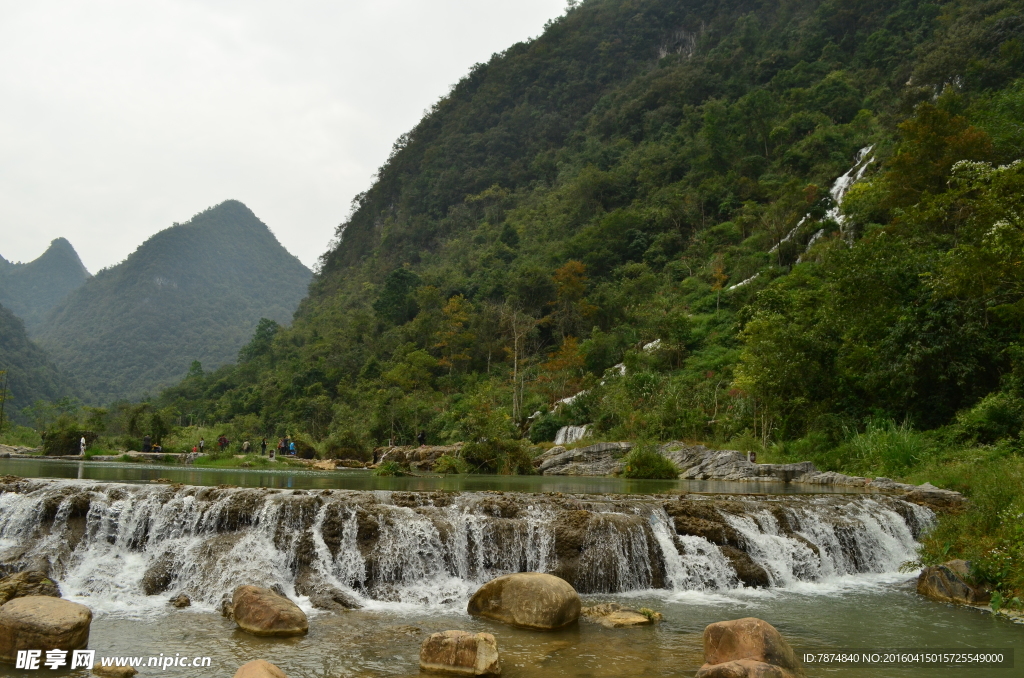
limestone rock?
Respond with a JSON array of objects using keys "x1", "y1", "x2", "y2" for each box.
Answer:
[
  {"x1": 538, "y1": 442, "x2": 632, "y2": 476},
  {"x1": 373, "y1": 444, "x2": 463, "y2": 471},
  {"x1": 0, "y1": 596, "x2": 92, "y2": 663},
  {"x1": 0, "y1": 570, "x2": 61, "y2": 605},
  {"x1": 419, "y1": 630, "x2": 500, "y2": 676},
  {"x1": 905, "y1": 483, "x2": 965, "y2": 511},
  {"x1": 93, "y1": 665, "x2": 138, "y2": 677},
  {"x1": 468, "y1": 573, "x2": 580, "y2": 630},
  {"x1": 917, "y1": 560, "x2": 990, "y2": 605},
  {"x1": 580, "y1": 603, "x2": 654, "y2": 628},
  {"x1": 233, "y1": 659, "x2": 289, "y2": 678},
  {"x1": 140, "y1": 552, "x2": 175, "y2": 596},
  {"x1": 231, "y1": 585, "x2": 308, "y2": 637},
  {"x1": 170, "y1": 593, "x2": 191, "y2": 608},
  {"x1": 696, "y1": 617, "x2": 804, "y2": 678},
  {"x1": 532, "y1": 446, "x2": 566, "y2": 468},
  {"x1": 719, "y1": 547, "x2": 771, "y2": 588}
]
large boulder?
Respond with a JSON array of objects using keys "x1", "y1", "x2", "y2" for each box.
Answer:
[
  {"x1": 419, "y1": 630, "x2": 500, "y2": 676},
  {"x1": 234, "y1": 660, "x2": 289, "y2": 678},
  {"x1": 917, "y1": 560, "x2": 990, "y2": 605},
  {"x1": 0, "y1": 571, "x2": 61, "y2": 605},
  {"x1": 467, "y1": 573, "x2": 580, "y2": 630},
  {"x1": 696, "y1": 618, "x2": 804, "y2": 678},
  {"x1": 0, "y1": 596, "x2": 92, "y2": 663},
  {"x1": 538, "y1": 442, "x2": 632, "y2": 476},
  {"x1": 231, "y1": 586, "x2": 308, "y2": 637}
]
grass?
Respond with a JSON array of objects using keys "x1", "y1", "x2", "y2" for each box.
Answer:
[
  {"x1": 372, "y1": 461, "x2": 406, "y2": 476},
  {"x1": 0, "y1": 425, "x2": 42, "y2": 448}
]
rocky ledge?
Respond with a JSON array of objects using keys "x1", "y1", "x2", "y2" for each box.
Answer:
[{"x1": 535, "y1": 441, "x2": 964, "y2": 510}]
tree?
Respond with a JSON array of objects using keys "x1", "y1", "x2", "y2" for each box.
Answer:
[
  {"x1": 550, "y1": 260, "x2": 596, "y2": 339},
  {"x1": 435, "y1": 295, "x2": 475, "y2": 375}
]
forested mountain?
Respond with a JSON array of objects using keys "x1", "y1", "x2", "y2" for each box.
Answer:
[
  {"x1": 34, "y1": 201, "x2": 312, "y2": 403},
  {"x1": 0, "y1": 238, "x2": 90, "y2": 329},
  {"x1": 159, "y1": 0, "x2": 1024, "y2": 464},
  {"x1": 0, "y1": 302, "x2": 77, "y2": 424}
]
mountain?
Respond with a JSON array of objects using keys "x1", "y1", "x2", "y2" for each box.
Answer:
[
  {"x1": 34, "y1": 201, "x2": 312, "y2": 403},
  {"x1": 157, "y1": 0, "x2": 1024, "y2": 458},
  {"x1": 0, "y1": 302, "x2": 77, "y2": 424},
  {"x1": 0, "y1": 238, "x2": 91, "y2": 329}
]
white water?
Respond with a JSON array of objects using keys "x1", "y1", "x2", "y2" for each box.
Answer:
[
  {"x1": 0, "y1": 482, "x2": 932, "y2": 616},
  {"x1": 554, "y1": 425, "x2": 591, "y2": 445}
]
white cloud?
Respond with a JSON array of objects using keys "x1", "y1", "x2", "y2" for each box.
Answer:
[{"x1": 0, "y1": 0, "x2": 567, "y2": 272}]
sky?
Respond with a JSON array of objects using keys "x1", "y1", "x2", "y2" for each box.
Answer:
[{"x1": 0, "y1": 0, "x2": 568, "y2": 273}]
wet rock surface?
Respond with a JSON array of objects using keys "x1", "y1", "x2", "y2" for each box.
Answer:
[
  {"x1": 93, "y1": 665, "x2": 138, "y2": 677},
  {"x1": 233, "y1": 659, "x2": 289, "y2": 678},
  {"x1": 917, "y1": 559, "x2": 991, "y2": 606},
  {"x1": 468, "y1": 573, "x2": 581, "y2": 630},
  {"x1": 0, "y1": 596, "x2": 91, "y2": 663},
  {"x1": 0, "y1": 570, "x2": 61, "y2": 605},
  {"x1": 231, "y1": 586, "x2": 308, "y2": 637},
  {"x1": 696, "y1": 617, "x2": 805, "y2": 678},
  {"x1": 419, "y1": 630, "x2": 501, "y2": 676},
  {"x1": 580, "y1": 602, "x2": 654, "y2": 628}
]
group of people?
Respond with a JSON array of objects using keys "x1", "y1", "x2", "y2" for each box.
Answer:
[{"x1": 184, "y1": 435, "x2": 298, "y2": 459}]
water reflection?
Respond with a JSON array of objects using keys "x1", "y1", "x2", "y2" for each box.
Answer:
[{"x1": 0, "y1": 458, "x2": 872, "y2": 495}]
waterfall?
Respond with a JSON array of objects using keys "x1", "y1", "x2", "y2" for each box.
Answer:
[
  {"x1": 0, "y1": 480, "x2": 932, "y2": 612},
  {"x1": 554, "y1": 425, "x2": 591, "y2": 445}
]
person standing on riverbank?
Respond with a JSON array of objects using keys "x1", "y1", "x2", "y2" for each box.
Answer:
[
  {"x1": 199, "y1": 438, "x2": 205, "y2": 454},
  {"x1": 277, "y1": 438, "x2": 285, "y2": 458},
  {"x1": 79, "y1": 437, "x2": 86, "y2": 455},
  {"x1": 261, "y1": 438, "x2": 267, "y2": 456}
]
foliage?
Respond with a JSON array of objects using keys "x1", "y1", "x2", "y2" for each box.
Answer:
[
  {"x1": 621, "y1": 443, "x2": 679, "y2": 479},
  {"x1": 433, "y1": 454, "x2": 471, "y2": 474},
  {"x1": 0, "y1": 238, "x2": 90, "y2": 330},
  {"x1": 0, "y1": 305, "x2": 79, "y2": 424},
  {"x1": 372, "y1": 461, "x2": 406, "y2": 477}
]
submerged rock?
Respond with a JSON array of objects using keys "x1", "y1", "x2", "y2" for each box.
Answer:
[
  {"x1": 0, "y1": 570, "x2": 61, "y2": 605},
  {"x1": 231, "y1": 586, "x2": 308, "y2": 637},
  {"x1": 419, "y1": 630, "x2": 500, "y2": 676},
  {"x1": 917, "y1": 560, "x2": 990, "y2": 606},
  {"x1": 0, "y1": 596, "x2": 92, "y2": 664},
  {"x1": 696, "y1": 617, "x2": 805, "y2": 678},
  {"x1": 93, "y1": 665, "x2": 138, "y2": 677},
  {"x1": 233, "y1": 659, "x2": 289, "y2": 678},
  {"x1": 468, "y1": 573, "x2": 580, "y2": 630},
  {"x1": 169, "y1": 593, "x2": 191, "y2": 608},
  {"x1": 580, "y1": 603, "x2": 655, "y2": 628}
]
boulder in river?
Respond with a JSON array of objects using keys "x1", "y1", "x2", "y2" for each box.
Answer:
[
  {"x1": 231, "y1": 585, "x2": 308, "y2": 637},
  {"x1": 0, "y1": 570, "x2": 61, "y2": 605},
  {"x1": 93, "y1": 665, "x2": 138, "y2": 677},
  {"x1": 169, "y1": 593, "x2": 191, "y2": 608},
  {"x1": 468, "y1": 573, "x2": 580, "y2": 630},
  {"x1": 580, "y1": 602, "x2": 656, "y2": 628},
  {"x1": 696, "y1": 617, "x2": 804, "y2": 678},
  {"x1": 419, "y1": 630, "x2": 500, "y2": 676},
  {"x1": 916, "y1": 560, "x2": 990, "y2": 605},
  {"x1": 233, "y1": 659, "x2": 289, "y2": 678},
  {"x1": 0, "y1": 596, "x2": 92, "y2": 663}
]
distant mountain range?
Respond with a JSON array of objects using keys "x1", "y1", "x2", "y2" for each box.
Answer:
[
  {"x1": 0, "y1": 238, "x2": 91, "y2": 330},
  {"x1": 21, "y1": 200, "x2": 312, "y2": 403}
]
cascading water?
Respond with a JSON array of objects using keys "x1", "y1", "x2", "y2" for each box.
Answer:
[{"x1": 0, "y1": 479, "x2": 932, "y2": 613}]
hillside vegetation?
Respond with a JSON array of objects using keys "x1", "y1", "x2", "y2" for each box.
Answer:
[
  {"x1": 0, "y1": 303, "x2": 78, "y2": 425},
  {"x1": 0, "y1": 238, "x2": 90, "y2": 329},
  {"x1": 33, "y1": 201, "x2": 312, "y2": 403},
  {"x1": 89, "y1": 0, "x2": 1024, "y2": 602}
]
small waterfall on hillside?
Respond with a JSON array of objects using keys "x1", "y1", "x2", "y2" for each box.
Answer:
[{"x1": 0, "y1": 480, "x2": 932, "y2": 611}]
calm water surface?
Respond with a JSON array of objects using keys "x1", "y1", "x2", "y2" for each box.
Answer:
[{"x1": 0, "y1": 457, "x2": 869, "y2": 495}]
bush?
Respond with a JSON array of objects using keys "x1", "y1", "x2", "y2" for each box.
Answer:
[
  {"x1": 0, "y1": 425, "x2": 42, "y2": 448},
  {"x1": 953, "y1": 392, "x2": 1024, "y2": 444},
  {"x1": 621, "y1": 444, "x2": 679, "y2": 479},
  {"x1": 373, "y1": 461, "x2": 406, "y2": 476},
  {"x1": 432, "y1": 454, "x2": 469, "y2": 474},
  {"x1": 462, "y1": 439, "x2": 535, "y2": 474},
  {"x1": 528, "y1": 413, "x2": 566, "y2": 443},
  {"x1": 42, "y1": 429, "x2": 98, "y2": 456}
]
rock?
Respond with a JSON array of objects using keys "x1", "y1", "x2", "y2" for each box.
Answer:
[
  {"x1": 532, "y1": 446, "x2": 567, "y2": 467},
  {"x1": 294, "y1": 571, "x2": 362, "y2": 610},
  {"x1": 233, "y1": 659, "x2": 289, "y2": 678},
  {"x1": 905, "y1": 483, "x2": 965, "y2": 511},
  {"x1": 580, "y1": 603, "x2": 653, "y2": 628},
  {"x1": 696, "y1": 617, "x2": 804, "y2": 678},
  {"x1": 93, "y1": 665, "x2": 138, "y2": 677},
  {"x1": 140, "y1": 552, "x2": 176, "y2": 595},
  {"x1": 0, "y1": 596, "x2": 92, "y2": 663},
  {"x1": 373, "y1": 444, "x2": 463, "y2": 471},
  {"x1": 0, "y1": 570, "x2": 62, "y2": 605},
  {"x1": 231, "y1": 585, "x2": 308, "y2": 637},
  {"x1": 794, "y1": 471, "x2": 868, "y2": 487},
  {"x1": 170, "y1": 593, "x2": 191, "y2": 608},
  {"x1": 312, "y1": 460, "x2": 337, "y2": 471},
  {"x1": 720, "y1": 546, "x2": 771, "y2": 588},
  {"x1": 419, "y1": 630, "x2": 500, "y2": 676},
  {"x1": 467, "y1": 573, "x2": 580, "y2": 630},
  {"x1": 917, "y1": 560, "x2": 990, "y2": 605},
  {"x1": 538, "y1": 442, "x2": 632, "y2": 476},
  {"x1": 220, "y1": 595, "x2": 235, "y2": 619}
]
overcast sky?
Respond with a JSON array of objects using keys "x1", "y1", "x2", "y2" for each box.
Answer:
[{"x1": 0, "y1": 0, "x2": 567, "y2": 273}]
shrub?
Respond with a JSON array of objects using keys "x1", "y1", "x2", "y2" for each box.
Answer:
[
  {"x1": 621, "y1": 444, "x2": 678, "y2": 479},
  {"x1": 373, "y1": 461, "x2": 406, "y2": 476},
  {"x1": 953, "y1": 392, "x2": 1024, "y2": 444},
  {"x1": 462, "y1": 439, "x2": 535, "y2": 474},
  {"x1": 528, "y1": 413, "x2": 566, "y2": 443},
  {"x1": 42, "y1": 429, "x2": 98, "y2": 456},
  {"x1": 433, "y1": 454, "x2": 470, "y2": 474}
]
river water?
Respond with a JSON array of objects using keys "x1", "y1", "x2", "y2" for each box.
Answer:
[{"x1": 0, "y1": 464, "x2": 1018, "y2": 678}]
